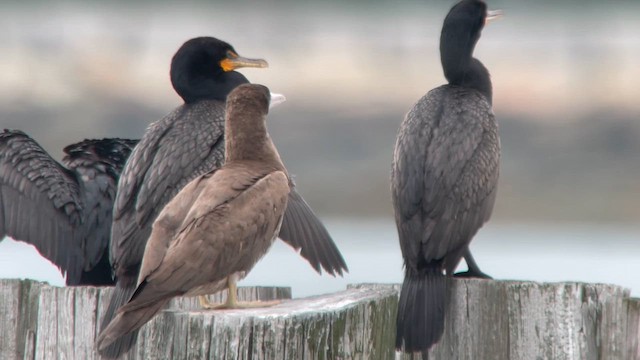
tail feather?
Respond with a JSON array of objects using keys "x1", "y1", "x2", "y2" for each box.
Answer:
[
  {"x1": 395, "y1": 270, "x2": 447, "y2": 354},
  {"x1": 99, "y1": 281, "x2": 138, "y2": 359},
  {"x1": 97, "y1": 297, "x2": 170, "y2": 357}
]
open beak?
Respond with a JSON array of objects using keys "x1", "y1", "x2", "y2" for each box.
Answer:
[
  {"x1": 269, "y1": 92, "x2": 286, "y2": 109},
  {"x1": 486, "y1": 9, "x2": 504, "y2": 25},
  {"x1": 220, "y1": 52, "x2": 269, "y2": 72}
]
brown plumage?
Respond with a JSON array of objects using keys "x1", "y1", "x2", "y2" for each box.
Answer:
[{"x1": 97, "y1": 84, "x2": 290, "y2": 352}]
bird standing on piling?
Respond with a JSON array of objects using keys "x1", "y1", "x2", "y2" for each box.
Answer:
[
  {"x1": 0, "y1": 130, "x2": 136, "y2": 285},
  {"x1": 391, "y1": 0, "x2": 502, "y2": 354},
  {"x1": 100, "y1": 37, "x2": 270, "y2": 357},
  {"x1": 101, "y1": 37, "x2": 347, "y2": 358},
  {"x1": 98, "y1": 84, "x2": 291, "y2": 352}
]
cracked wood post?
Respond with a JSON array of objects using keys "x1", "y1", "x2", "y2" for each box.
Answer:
[{"x1": 1, "y1": 279, "x2": 638, "y2": 360}]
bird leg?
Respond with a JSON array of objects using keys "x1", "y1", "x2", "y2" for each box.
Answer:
[
  {"x1": 213, "y1": 273, "x2": 280, "y2": 310},
  {"x1": 453, "y1": 248, "x2": 492, "y2": 279},
  {"x1": 198, "y1": 295, "x2": 222, "y2": 309}
]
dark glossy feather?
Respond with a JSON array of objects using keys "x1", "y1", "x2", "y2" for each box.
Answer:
[
  {"x1": 279, "y1": 186, "x2": 348, "y2": 276},
  {"x1": 393, "y1": 85, "x2": 499, "y2": 274},
  {"x1": 0, "y1": 129, "x2": 136, "y2": 285}
]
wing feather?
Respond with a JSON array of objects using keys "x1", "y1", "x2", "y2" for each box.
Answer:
[
  {"x1": 62, "y1": 138, "x2": 137, "y2": 272},
  {"x1": 0, "y1": 129, "x2": 84, "y2": 283},
  {"x1": 392, "y1": 87, "x2": 500, "y2": 268},
  {"x1": 0, "y1": 130, "x2": 136, "y2": 284},
  {"x1": 278, "y1": 187, "x2": 348, "y2": 276}
]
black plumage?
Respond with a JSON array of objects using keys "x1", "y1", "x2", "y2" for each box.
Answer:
[
  {"x1": 101, "y1": 37, "x2": 348, "y2": 358},
  {"x1": 0, "y1": 129, "x2": 137, "y2": 285},
  {"x1": 391, "y1": 0, "x2": 502, "y2": 354}
]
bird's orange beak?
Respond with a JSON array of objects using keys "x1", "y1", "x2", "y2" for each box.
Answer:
[{"x1": 220, "y1": 51, "x2": 268, "y2": 72}]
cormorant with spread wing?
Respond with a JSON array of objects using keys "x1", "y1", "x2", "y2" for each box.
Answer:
[{"x1": 0, "y1": 129, "x2": 136, "y2": 285}]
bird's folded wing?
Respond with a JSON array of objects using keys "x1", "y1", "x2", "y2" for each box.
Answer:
[
  {"x1": 394, "y1": 91, "x2": 499, "y2": 261},
  {"x1": 420, "y1": 96, "x2": 499, "y2": 259},
  {"x1": 130, "y1": 168, "x2": 289, "y2": 308}
]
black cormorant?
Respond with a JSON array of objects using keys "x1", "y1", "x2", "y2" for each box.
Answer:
[
  {"x1": 391, "y1": 0, "x2": 502, "y2": 354},
  {"x1": 98, "y1": 84, "x2": 290, "y2": 351},
  {"x1": 101, "y1": 37, "x2": 348, "y2": 358},
  {"x1": 0, "y1": 129, "x2": 137, "y2": 285}
]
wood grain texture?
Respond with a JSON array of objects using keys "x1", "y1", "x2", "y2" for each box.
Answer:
[
  {"x1": 627, "y1": 297, "x2": 640, "y2": 360},
  {"x1": 394, "y1": 280, "x2": 639, "y2": 360},
  {"x1": 0, "y1": 280, "x2": 291, "y2": 360},
  {"x1": 0, "y1": 279, "x2": 637, "y2": 360}
]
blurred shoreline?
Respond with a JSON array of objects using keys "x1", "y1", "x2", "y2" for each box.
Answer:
[{"x1": 1, "y1": 1, "x2": 638, "y2": 223}]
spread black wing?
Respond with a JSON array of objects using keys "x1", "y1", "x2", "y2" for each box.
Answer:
[
  {"x1": 0, "y1": 129, "x2": 136, "y2": 285},
  {"x1": 62, "y1": 137, "x2": 138, "y2": 282}
]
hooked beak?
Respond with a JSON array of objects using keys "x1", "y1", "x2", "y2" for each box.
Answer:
[
  {"x1": 269, "y1": 92, "x2": 286, "y2": 109},
  {"x1": 220, "y1": 51, "x2": 269, "y2": 72},
  {"x1": 485, "y1": 9, "x2": 504, "y2": 25}
]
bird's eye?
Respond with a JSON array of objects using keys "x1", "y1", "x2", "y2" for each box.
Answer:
[{"x1": 226, "y1": 50, "x2": 238, "y2": 59}]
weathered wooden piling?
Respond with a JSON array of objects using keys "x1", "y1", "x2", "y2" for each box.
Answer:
[
  {"x1": 0, "y1": 280, "x2": 292, "y2": 360},
  {"x1": 0, "y1": 279, "x2": 638, "y2": 360},
  {"x1": 403, "y1": 281, "x2": 640, "y2": 360}
]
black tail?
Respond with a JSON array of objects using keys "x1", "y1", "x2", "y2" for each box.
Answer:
[
  {"x1": 99, "y1": 281, "x2": 138, "y2": 358},
  {"x1": 395, "y1": 270, "x2": 447, "y2": 355}
]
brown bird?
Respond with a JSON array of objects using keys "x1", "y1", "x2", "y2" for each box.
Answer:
[{"x1": 97, "y1": 84, "x2": 291, "y2": 352}]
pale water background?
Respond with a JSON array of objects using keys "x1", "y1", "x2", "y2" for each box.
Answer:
[{"x1": 1, "y1": 219, "x2": 639, "y2": 297}]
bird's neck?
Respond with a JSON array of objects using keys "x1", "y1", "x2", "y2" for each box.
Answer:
[
  {"x1": 225, "y1": 115, "x2": 285, "y2": 170},
  {"x1": 440, "y1": 27, "x2": 492, "y2": 103},
  {"x1": 174, "y1": 71, "x2": 249, "y2": 104},
  {"x1": 463, "y1": 58, "x2": 493, "y2": 104},
  {"x1": 441, "y1": 55, "x2": 493, "y2": 105}
]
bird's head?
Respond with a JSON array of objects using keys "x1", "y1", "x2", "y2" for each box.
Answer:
[{"x1": 170, "y1": 37, "x2": 268, "y2": 103}]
